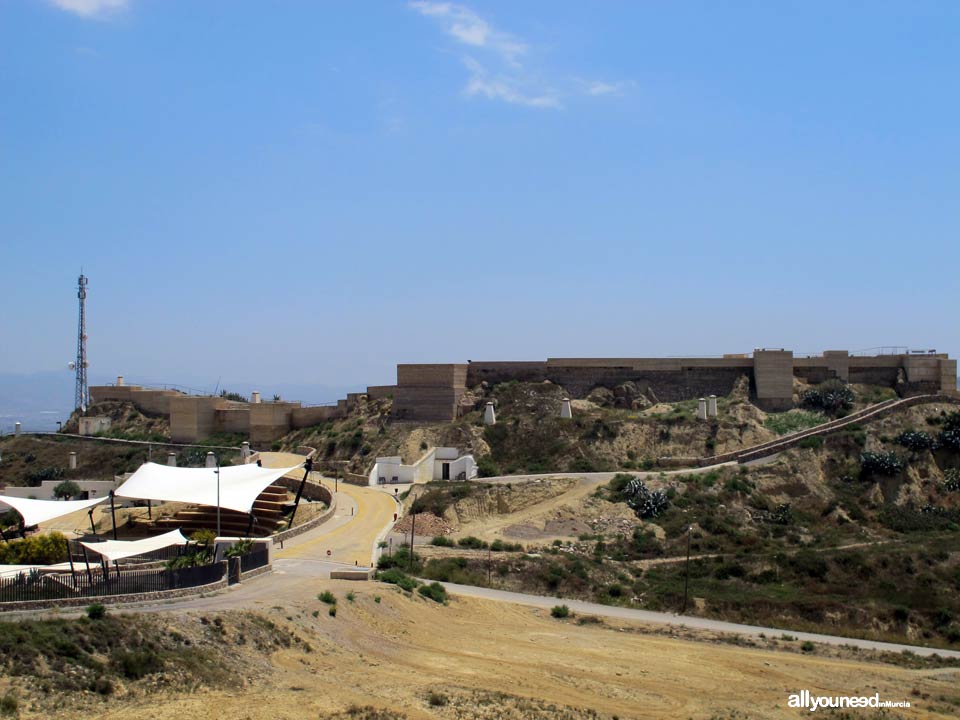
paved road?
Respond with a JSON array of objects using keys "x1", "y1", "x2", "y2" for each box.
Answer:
[{"x1": 258, "y1": 451, "x2": 399, "y2": 567}]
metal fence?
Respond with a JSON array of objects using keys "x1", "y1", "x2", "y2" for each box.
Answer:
[
  {"x1": 0, "y1": 562, "x2": 225, "y2": 604},
  {"x1": 239, "y1": 546, "x2": 269, "y2": 573}
]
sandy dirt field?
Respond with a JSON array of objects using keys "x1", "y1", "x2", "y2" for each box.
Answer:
[{"x1": 68, "y1": 581, "x2": 959, "y2": 720}]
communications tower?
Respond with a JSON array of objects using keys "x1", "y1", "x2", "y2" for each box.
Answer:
[{"x1": 74, "y1": 273, "x2": 89, "y2": 411}]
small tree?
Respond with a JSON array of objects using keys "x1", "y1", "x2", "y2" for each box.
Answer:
[{"x1": 52, "y1": 480, "x2": 81, "y2": 500}]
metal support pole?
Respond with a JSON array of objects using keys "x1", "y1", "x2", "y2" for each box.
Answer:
[
  {"x1": 88, "y1": 508, "x2": 97, "y2": 536},
  {"x1": 216, "y1": 459, "x2": 221, "y2": 539},
  {"x1": 108, "y1": 490, "x2": 118, "y2": 540},
  {"x1": 682, "y1": 525, "x2": 692, "y2": 615},
  {"x1": 409, "y1": 512, "x2": 416, "y2": 571},
  {"x1": 147, "y1": 498, "x2": 152, "y2": 520},
  {"x1": 289, "y1": 464, "x2": 310, "y2": 528},
  {"x1": 81, "y1": 544, "x2": 93, "y2": 584}
]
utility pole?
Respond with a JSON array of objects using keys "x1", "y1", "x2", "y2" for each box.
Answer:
[
  {"x1": 409, "y1": 512, "x2": 416, "y2": 570},
  {"x1": 681, "y1": 524, "x2": 692, "y2": 614},
  {"x1": 74, "y1": 273, "x2": 90, "y2": 412}
]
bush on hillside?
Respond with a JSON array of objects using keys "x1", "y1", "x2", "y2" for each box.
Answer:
[
  {"x1": 764, "y1": 410, "x2": 827, "y2": 436},
  {"x1": 624, "y1": 478, "x2": 669, "y2": 519},
  {"x1": 944, "y1": 469, "x2": 960, "y2": 492},
  {"x1": 376, "y1": 568, "x2": 418, "y2": 592},
  {"x1": 476, "y1": 456, "x2": 500, "y2": 478},
  {"x1": 802, "y1": 380, "x2": 854, "y2": 416},
  {"x1": 417, "y1": 581, "x2": 448, "y2": 603},
  {"x1": 895, "y1": 431, "x2": 936, "y2": 452},
  {"x1": 859, "y1": 451, "x2": 905, "y2": 477}
]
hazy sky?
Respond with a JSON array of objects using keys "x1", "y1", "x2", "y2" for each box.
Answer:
[{"x1": 2, "y1": 0, "x2": 957, "y2": 393}]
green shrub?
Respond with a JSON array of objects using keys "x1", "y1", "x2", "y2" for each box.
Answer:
[
  {"x1": 223, "y1": 539, "x2": 254, "y2": 558},
  {"x1": 764, "y1": 410, "x2": 826, "y2": 435},
  {"x1": 490, "y1": 539, "x2": 523, "y2": 552},
  {"x1": 86, "y1": 603, "x2": 106, "y2": 620},
  {"x1": 802, "y1": 380, "x2": 854, "y2": 416},
  {"x1": 457, "y1": 536, "x2": 488, "y2": 550},
  {"x1": 0, "y1": 693, "x2": 17, "y2": 716},
  {"x1": 113, "y1": 649, "x2": 163, "y2": 679},
  {"x1": 0, "y1": 532, "x2": 68, "y2": 565},
  {"x1": 895, "y1": 430, "x2": 935, "y2": 452},
  {"x1": 801, "y1": 641, "x2": 815, "y2": 653},
  {"x1": 377, "y1": 568, "x2": 418, "y2": 592},
  {"x1": 431, "y1": 536, "x2": 455, "y2": 547},
  {"x1": 417, "y1": 582, "x2": 448, "y2": 603},
  {"x1": 797, "y1": 436, "x2": 824, "y2": 450},
  {"x1": 328, "y1": 606, "x2": 337, "y2": 617},
  {"x1": 428, "y1": 691, "x2": 449, "y2": 707},
  {"x1": 374, "y1": 595, "x2": 381, "y2": 604},
  {"x1": 550, "y1": 604, "x2": 570, "y2": 619},
  {"x1": 346, "y1": 592, "x2": 356, "y2": 602},
  {"x1": 859, "y1": 451, "x2": 905, "y2": 477},
  {"x1": 944, "y1": 469, "x2": 960, "y2": 492},
  {"x1": 318, "y1": 591, "x2": 336, "y2": 605},
  {"x1": 476, "y1": 456, "x2": 500, "y2": 478},
  {"x1": 190, "y1": 529, "x2": 216, "y2": 547}
]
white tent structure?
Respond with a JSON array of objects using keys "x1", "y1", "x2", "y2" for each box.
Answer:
[
  {"x1": 0, "y1": 495, "x2": 107, "y2": 527},
  {"x1": 81, "y1": 529, "x2": 188, "y2": 563},
  {"x1": 115, "y1": 462, "x2": 302, "y2": 514}
]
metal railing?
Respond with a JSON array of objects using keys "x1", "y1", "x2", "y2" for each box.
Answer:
[
  {"x1": 239, "y1": 547, "x2": 270, "y2": 573},
  {"x1": 0, "y1": 562, "x2": 225, "y2": 604}
]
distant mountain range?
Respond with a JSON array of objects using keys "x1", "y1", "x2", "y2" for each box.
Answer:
[{"x1": 0, "y1": 372, "x2": 364, "y2": 433}]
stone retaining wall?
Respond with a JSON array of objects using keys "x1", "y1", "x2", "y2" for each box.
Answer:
[{"x1": 0, "y1": 573, "x2": 229, "y2": 613}]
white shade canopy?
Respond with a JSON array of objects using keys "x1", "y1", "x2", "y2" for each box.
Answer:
[
  {"x1": 115, "y1": 462, "x2": 301, "y2": 514},
  {"x1": 81, "y1": 529, "x2": 188, "y2": 563},
  {"x1": 0, "y1": 495, "x2": 107, "y2": 527}
]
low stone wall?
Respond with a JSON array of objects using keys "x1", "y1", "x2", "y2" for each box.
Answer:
[
  {"x1": 0, "y1": 573, "x2": 229, "y2": 613},
  {"x1": 330, "y1": 569, "x2": 373, "y2": 580},
  {"x1": 272, "y1": 487, "x2": 338, "y2": 544},
  {"x1": 239, "y1": 564, "x2": 272, "y2": 582}
]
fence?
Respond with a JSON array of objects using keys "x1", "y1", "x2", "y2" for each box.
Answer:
[
  {"x1": 0, "y1": 562, "x2": 225, "y2": 604},
  {"x1": 239, "y1": 546, "x2": 269, "y2": 573}
]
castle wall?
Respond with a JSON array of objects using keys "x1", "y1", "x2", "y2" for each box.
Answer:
[{"x1": 752, "y1": 350, "x2": 795, "y2": 411}]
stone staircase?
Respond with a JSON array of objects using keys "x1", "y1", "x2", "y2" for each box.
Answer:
[{"x1": 155, "y1": 484, "x2": 290, "y2": 537}]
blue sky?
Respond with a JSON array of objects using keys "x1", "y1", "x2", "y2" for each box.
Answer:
[{"x1": 1, "y1": 0, "x2": 958, "y2": 398}]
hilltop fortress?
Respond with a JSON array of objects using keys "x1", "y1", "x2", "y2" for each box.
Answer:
[{"x1": 91, "y1": 349, "x2": 957, "y2": 444}]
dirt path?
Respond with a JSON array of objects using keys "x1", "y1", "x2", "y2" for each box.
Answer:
[{"x1": 78, "y1": 581, "x2": 959, "y2": 720}]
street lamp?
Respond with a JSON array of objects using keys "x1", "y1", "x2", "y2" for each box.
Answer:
[
  {"x1": 681, "y1": 519, "x2": 693, "y2": 615},
  {"x1": 213, "y1": 454, "x2": 221, "y2": 539}
]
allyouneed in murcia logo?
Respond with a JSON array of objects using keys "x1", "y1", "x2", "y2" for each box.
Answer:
[{"x1": 788, "y1": 690, "x2": 911, "y2": 711}]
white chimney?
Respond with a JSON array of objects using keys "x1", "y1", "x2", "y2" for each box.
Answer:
[
  {"x1": 205, "y1": 452, "x2": 216, "y2": 468},
  {"x1": 560, "y1": 398, "x2": 573, "y2": 419},
  {"x1": 697, "y1": 398, "x2": 708, "y2": 421},
  {"x1": 708, "y1": 395, "x2": 718, "y2": 417},
  {"x1": 483, "y1": 402, "x2": 496, "y2": 425},
  {"x1": 167, "y1": 452, "x2": 177, "y2": 467},
  {"x1": 117, "y1": 375, "x2": 125, "y2": 386},
  {"x1": 251, "y1": 391, "x2": 261, "y2": 404},
  {"x1": 69, "y1": 452, "x2": 77, "y2": 470}
]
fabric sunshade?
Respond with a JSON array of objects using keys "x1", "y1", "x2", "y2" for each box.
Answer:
[
  {"x1": 0, "y1": 495, "x2": 107, "y2": 527},
  {"x1": 80, "y1": 529, "x2": 189, "y2": 563},
  {"x1": 115, "y1": 461, "x2": 301, "y2": 514}
]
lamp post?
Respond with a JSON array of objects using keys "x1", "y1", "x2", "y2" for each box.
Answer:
[
  {"x1": 213, "y1": 454, "x2": 221, "y2": 539},
  {"x1": 681, "y1": 521, "x2": 692, "y2": 615}
]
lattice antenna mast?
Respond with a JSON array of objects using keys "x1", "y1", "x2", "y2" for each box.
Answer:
[{"x1": 75, "y1": 273, "x2": 89, "y2": 412}]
